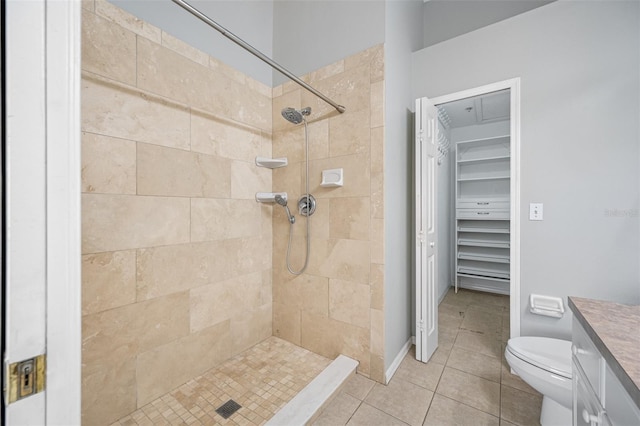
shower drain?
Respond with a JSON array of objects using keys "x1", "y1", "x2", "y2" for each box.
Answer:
[{"x1": 215, "y1": 399, "x2": 242, "y2": 419}]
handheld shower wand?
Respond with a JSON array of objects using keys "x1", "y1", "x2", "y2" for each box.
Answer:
[{"x1": 274, "y1": 194, "x2": 295, "y2": 224}]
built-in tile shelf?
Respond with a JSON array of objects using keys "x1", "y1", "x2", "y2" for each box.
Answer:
[{"x1": 255, "y1": 156, "x2": 287, "y2": 169}]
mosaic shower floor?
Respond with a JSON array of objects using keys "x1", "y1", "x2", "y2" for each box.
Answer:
[{"x1": 112, "y1": 337, "x2": 331, "y2": 426}]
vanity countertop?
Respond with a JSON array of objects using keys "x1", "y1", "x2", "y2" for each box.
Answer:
[{"x1": 568, "y1": 296, "x2": 640, "y2": 408}]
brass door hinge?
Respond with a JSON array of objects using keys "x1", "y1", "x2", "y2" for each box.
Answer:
[{"x1": 6, "y1": 354, "x2": 46, "y2": 404}]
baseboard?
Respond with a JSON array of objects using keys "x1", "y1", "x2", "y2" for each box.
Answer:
[{"x1": 384, "y1": 338, "x2": 412, "y2": 384}]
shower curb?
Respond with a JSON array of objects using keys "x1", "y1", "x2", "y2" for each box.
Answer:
[{"x1": 266, "y1": 354, "x2": 359, "y2": 426}]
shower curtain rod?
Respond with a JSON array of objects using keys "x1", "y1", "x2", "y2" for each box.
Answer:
[{"x1": 171, "y1": 0, "x2": 346, "y2": 114}]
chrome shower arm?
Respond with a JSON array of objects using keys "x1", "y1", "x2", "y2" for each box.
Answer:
[{"x1": 171, "y1": 0, "x2": 346, "y2": 114}]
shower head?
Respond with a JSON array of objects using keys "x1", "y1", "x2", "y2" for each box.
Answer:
[
  {"x1": 281, "y1": 107, "x2": 311, "y2": 124},
  {"x1": 274, "y1": 194, "x2": 295, "y2": 224}
]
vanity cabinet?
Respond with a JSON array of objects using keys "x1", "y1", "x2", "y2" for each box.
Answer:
[{"x1": 572, "y1": 320, "x2": 640, "y2": 425}]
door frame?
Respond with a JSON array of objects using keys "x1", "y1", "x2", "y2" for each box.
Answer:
[
  {"x1": 430, "y1": 78, "x2": 521, "y2": 340},
  {"x1": 3, "y1": 1, "x2": 81, "y2": 424}
]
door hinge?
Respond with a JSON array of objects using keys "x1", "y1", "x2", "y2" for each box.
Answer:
[
  {"x1": 417, "y1": 320, "x2": 425, "y2": 332},
  {"x1": 5, "y1": 354, "x2": 46, "y2": 404}
]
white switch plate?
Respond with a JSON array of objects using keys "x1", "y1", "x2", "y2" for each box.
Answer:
[{"x1": 530, "y1": 203, "x2": 543, "y2": 221}]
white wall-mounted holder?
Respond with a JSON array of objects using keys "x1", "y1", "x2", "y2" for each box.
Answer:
[
  {"x1": 529, "y1": 294, "x2": 565, "y2": 318},
  {"x1": 255, "y1": 156, "x2": 287, "y2": 169},
  {"x1": 255, "y1": 192, "x2": 287, "y2": 203},
  {"x1": 320, "y1": 168, "x2": 343, "y2": 188}
]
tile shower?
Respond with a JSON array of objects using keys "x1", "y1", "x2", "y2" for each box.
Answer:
[{"x1": 81, "y1": 1, "x2": 385, "y2": 424}]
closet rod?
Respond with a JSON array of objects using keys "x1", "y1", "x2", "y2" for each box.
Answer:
[{"x1": 171, "y1": 0, "x2": 346, "y2": 114}]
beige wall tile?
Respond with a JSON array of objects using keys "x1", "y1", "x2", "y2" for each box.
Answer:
[
  {"x1": 370, "y1": 81, "x2": 385, "y2": 129},
  {"x1": 273, "y1": 127, "x2": 305, "y2": 163},
  {"x1": 136, "y1": 241, "x2": 229, "y2": 301},
  {"x1": 275, "y1": 124, "x2": 317, "y2": 167},
  {"x1": 309, "y1": 239, "x2": 370, "y2": 284},
  {"x1": 231, "y1": 160, "x2": 271, "y2": 200},
  {"x1": 190, "y1": 199, "x2": 261, "y2": 242},
  {"x1": 272, "y1": 162, "x2": 303, "y2": 202},
  {"x1": 261, "y1": 204, "x2": 273, "y2": 240},
  {"x1": 95, "y1": 0, "x2": 161, "y2": 43},
  {"x1": 82, "y1": 194, "x2": 190, "y2": 253},
  {"x1": 371, "y1": 126, "x2": 384, "y2": 173},
  {"x1": 137, "y1": 143, "x2": 231, "y2": 198},
  {"x1": 190, "y1": 272, "x2": 263, "y2": 333},
  {"x1": 329, "y1": 109, "x2": 371, "y2": 157},
  {"x1": 370, "y1": 264, "x2": 384, "y2": 311},
  {"x1": 81, "y1": 77, "x2": 191, "y2": 150},
  {"x1": 82, "y1": 10, "x2": 136, "y2": 85},
  {"x1": 306, "y1": 60, "x2": 345, "y2": 84},
  {"x1": 261, "y1": 269, "x2": 273, "y2": 306},
  {"x1": 82, "y1": 291, "x2": 190, "y2": 372},
  {"x1": 301, "y1": 311, "x2": 370, "y2": 376},
  {"x1": 371, "y1": 218, "x2": 384, "y2": 264},
  {"x1": 309, "y1": 154, "x2": 371, "y2": 200},
  {"x1": 208, "y1": 55, "x2": 246, "y2": 86},
  {"x1": 82, "y1": 250, "x2": 136, "y2": 316},
  {"x1": 190, "y1": 111, "x2": 268, "y2": 161},
  {"x1": 370, "y1": 309, "x2": 384, "y2": 356},
  {"x1": 309, "y1": 199, "x2": 330, "y2": 240},
  {"x1": 344, "y1": 44, "x2": 383, "y2": 72},
  {"x1": 226, "y1": 237, "x2": 271, "y2": 276},
  {"x1": 82, "y1": 356, "x2": 136, "y2": 426},
  {"x1": 161, "y1": 31, "x2": 209, "y2": 67},
  {"x1": 82, "y1": 132, "x2": 136, "y2": 194},
  {"x1": 371, "y1": 171, "x2": 384, "y2": 219},
  {"x1": 82, "y1": 0, "x2": 95, "y2": 12},
  {"x1": 329, "y1": 197, "x2": 370, "y2": 241},
  {"x1": 136, "y1": 320, "x2": 231, "y2": 407},
  {"x1": 273, "y1": 303, "x2": 300, "y2": 345},
  {"x1": 301, "y1": 65, "x2": 370, "y2": 118},
  {"x1": 300, "y1": 275, "x2": 330, "y2": 317},
  {"x1": 231, "y1": 304, "x2": 272, "y2": 355},
  {"x1": 137, "y1": 37, "x2": 271, "y2": 131},
  {"x1": 369, "y1": 354, "x2": 385, "y2": 383},
  {"x1": 329, "y1": 279, "x2": 370, "y2": 329}
]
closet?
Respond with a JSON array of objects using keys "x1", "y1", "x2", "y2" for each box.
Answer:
[{"x1": 440, "y1": 90, "x2": 511, "y2": 295}]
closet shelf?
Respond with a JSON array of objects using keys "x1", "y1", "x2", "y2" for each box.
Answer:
[
  {"x1": 457, "y1": 273, "x2": 510, "y2": 283},
  {"x1": 456, "y1": 134, "x2": 510, "y2": 146},
  {"x1": 457, "y1": 155, "x2": 511, "y2": 164},
  {"x1": 457, "y1": 225, "x2": 510, "y2": 234},
  {"x1": 457, "y1": 175, "x2": 510, "y2": 182}
]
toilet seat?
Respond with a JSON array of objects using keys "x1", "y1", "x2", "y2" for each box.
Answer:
[{"x1": 507, "y1": 337, "x2": 572, "y2": 379}]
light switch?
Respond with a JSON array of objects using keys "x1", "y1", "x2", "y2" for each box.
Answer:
[{"x1": 529, "y1": 203, "x2": 543, "y2": 221}]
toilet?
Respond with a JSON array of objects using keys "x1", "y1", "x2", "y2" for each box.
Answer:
[{"x1": 505, "y1": 337, "x2": 573, "y2": 426}]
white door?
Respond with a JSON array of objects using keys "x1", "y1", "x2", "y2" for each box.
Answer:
[
  {"x1": 4, "y1": 1, "x2": 81, "y2": 424},
  {"x1": 414, "y1": 97, "x2": 438, "y2": 362}
]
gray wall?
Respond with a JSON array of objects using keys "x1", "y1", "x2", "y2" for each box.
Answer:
[
  {"x1": 423, "y1": 0, "x2": 553, "y2": 48},
  {"x1": 437, "y1": 123, "x2": 453, "y2": 303},
  {"x1": 384, "y1": 0, "x2": 424, "y2": 372},
  {"x1": 272, "y1": 1, "x2": 385, "y2": 86},
  {"x1": 108, "y1": 0, "x2": 274, "y2": 86},
  {"x1": 413, "y1": 0, "x2": 640, "y2": 339}
]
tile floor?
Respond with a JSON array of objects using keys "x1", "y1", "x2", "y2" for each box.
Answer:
[
  {"x1": 112, "y1": 337, "x2": 331, "y2": 426},
  {"x1": 312, "y1": 288, "x2": 543, "y2": 426},
  {"x1": 112, "y1": 288, "x2": 542, "y2": 426}
]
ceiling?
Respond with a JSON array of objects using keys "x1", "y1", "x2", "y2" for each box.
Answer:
[{"x1": 438, "y1": 89, "x2": 510, "y2": 128}]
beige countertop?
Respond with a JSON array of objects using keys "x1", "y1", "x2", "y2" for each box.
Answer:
[{"x1": 568, "y1": 297, "x2": 640, "y2": 408}]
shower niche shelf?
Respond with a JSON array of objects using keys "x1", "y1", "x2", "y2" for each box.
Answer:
[{"x1": 255, "y1": 156, "x2": 287, "y2": 169}]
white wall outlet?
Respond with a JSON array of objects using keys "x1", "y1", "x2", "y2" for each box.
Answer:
[{"x1": 529, "y1": 203, "x2": 543, "y2": 221}]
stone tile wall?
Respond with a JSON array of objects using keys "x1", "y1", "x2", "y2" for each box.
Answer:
[
  {"x1": 81, "y1": 1, "x2": 272, "y2": 424},
  {"x1": 271, "y1": 45, "x2": 386, "y2": 382}
]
